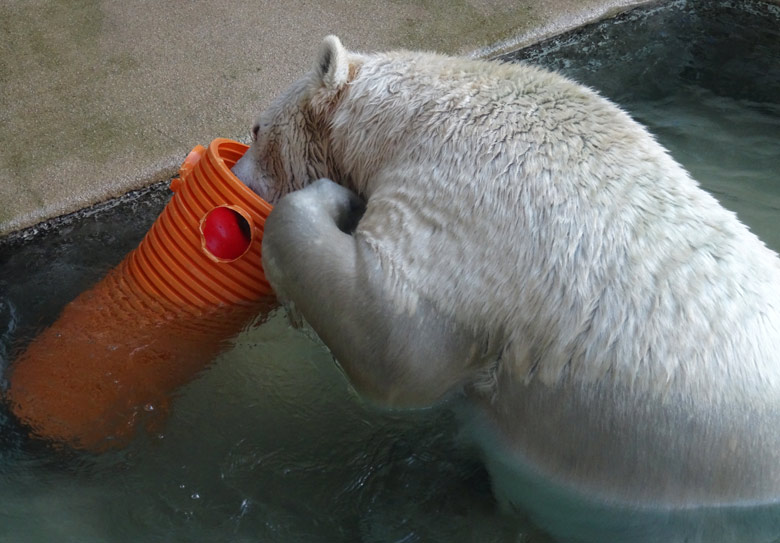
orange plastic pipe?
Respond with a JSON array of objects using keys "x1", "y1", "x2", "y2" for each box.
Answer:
[{"x1": 5, "y1": 138, "x2": 274, "y2": 451}]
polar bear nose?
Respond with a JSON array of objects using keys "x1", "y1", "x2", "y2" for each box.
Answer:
[
  {"x1": 231, "y1": 154, "x2": 275, "y2": 202},
  {"x1": 231, "y1": 152, "x2": 255, "y2": 184},
  {"x1": 251, "y1": 123, "x2": 260, "y2": 142}
]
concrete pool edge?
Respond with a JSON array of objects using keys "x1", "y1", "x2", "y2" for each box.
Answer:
[
  {"x1": 470, "y1": 0, "x2": 659, "y2": 59},
  {"x1": 1, "y1": 0, "x2": 660, "y2": 240},
  {"x1": 0, "y1": 180, "x2": 172, "y2": 250},
  {"x1": 3, "y1": 0, "x2": 778, "y2": 241}
]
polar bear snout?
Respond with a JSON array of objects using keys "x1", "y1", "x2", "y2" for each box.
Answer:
[{"x1": 231, "y1": 148, "x2": 272, "y2": 201}]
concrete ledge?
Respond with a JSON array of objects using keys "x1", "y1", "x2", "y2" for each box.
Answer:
[{"x1": 1, "y1": 0, "x2": 655, "y2": 236}]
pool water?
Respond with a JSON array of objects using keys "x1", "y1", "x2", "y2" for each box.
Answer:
[{"x1": 1, "y1": 1, "x2": 779, "y2": 541}]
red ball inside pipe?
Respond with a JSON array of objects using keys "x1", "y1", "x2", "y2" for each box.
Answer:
[{"x1": 201, "y1": 206, "x2": 252, "y2": 261}]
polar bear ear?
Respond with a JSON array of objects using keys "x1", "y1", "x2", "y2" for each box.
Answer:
[{"x1": 316, "y1": 35, "x2": 349, "y2": 89}]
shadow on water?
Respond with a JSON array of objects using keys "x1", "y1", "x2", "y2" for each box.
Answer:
[{"x1": 1, "y1": 1, "x2": 779, "y2": 541}]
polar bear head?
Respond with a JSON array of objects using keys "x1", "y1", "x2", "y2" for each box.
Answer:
[{"x1": 231, "y1": 36, "x2": 357, "y2": 202}]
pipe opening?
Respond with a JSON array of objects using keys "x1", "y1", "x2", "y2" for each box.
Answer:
[{"x1": 200, "y1": 206, "x2": 253, "y2": 262}]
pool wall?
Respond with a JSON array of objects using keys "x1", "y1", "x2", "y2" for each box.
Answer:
[{"x1": 2, "y1": 0, "x2": 661, "y2": 238}]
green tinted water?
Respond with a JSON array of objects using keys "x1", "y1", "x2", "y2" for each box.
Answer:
[{"x1": 1, "y1": 1, "x2": 778, "y2": 541}]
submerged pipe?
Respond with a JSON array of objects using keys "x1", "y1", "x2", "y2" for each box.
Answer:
[{"x1": 5, "y1": 139, "x2": 274, "y2": 451}]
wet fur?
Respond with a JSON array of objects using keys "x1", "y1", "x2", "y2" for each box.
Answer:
[{"x1": 232, "y1": 36, "x2": 780, "y2": 542}]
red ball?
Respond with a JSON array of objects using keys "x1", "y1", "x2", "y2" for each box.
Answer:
[{"x1": 201, "y1": 207, "x2": 251, "y2": 261}]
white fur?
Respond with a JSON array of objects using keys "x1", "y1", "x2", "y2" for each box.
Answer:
[{"x1": 234, "y1": 37, "x2": 780, "y2": 541}]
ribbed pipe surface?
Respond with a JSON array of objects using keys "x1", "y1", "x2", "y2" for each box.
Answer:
[{"x1": 5, "y1": 139, "x2": 275, "y2": 450}]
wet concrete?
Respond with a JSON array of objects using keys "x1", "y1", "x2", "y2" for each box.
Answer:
[{"x1": 0, "y1": 0, "x2": 685, "y2": 235}]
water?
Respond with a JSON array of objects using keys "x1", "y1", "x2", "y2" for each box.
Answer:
[
  {"x1": 1, "y1": 311, "x2": 503, "y2": 542},
  {"x1": 1, "y1": 1, "x2": 779, "y2": 541},
  {"x1": 0, "y1": 187, "x2": 506, "y2": 541}
]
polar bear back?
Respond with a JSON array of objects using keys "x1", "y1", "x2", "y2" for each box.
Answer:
[
  {"x1": 243, "y1": 38, "x2": 780, "y2": 536},
  {"x1": 329, "y1": 53, "x2": 780, "y2": 403}
]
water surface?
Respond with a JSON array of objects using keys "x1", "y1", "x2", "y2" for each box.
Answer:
[{"x1": 1, "y1": 1, "x2": 779, "y2": 541}]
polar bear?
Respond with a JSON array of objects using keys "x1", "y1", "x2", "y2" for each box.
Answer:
[{"x1": 232, "y1": 36, "x2": 780, "y2": 542}]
